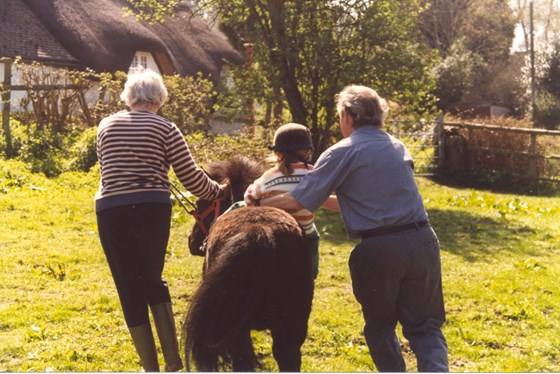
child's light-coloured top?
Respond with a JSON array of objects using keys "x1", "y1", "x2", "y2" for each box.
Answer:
[{"x1": 244, "y1": 162, "x2": 315, "y2": 235}]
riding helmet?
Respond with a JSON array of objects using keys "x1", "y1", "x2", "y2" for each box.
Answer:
[{"x1": 268, "y1": 123, "x2": 314, "y2": 152}]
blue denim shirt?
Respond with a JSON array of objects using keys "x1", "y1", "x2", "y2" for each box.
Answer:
[{"x1": 291, "y1": 125, "x2": 428, "y2": 239}]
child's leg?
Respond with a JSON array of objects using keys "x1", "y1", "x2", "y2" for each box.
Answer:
[
  {"x1": 223, "y1": 200, "x2": 247, "y2": 214},
  {"x1": 305, "y1": 228, "x2": 320, "y2": 279}
]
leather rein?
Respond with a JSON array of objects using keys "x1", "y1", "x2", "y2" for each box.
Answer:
[{"x1": 170, "y1": 183, "x2": 222, "y2": 236}]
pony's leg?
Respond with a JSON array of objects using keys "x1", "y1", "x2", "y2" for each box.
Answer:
[
  {"x1": 270, "y1": 323, "x2": 308, "y2": 372},
  {"x1": 228, "y1": 329, "x2": 256, "y2": 372}
]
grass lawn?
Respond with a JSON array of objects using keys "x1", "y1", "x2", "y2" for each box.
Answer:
[{"x1": 1, "y1": 159, "x2": 559, "y2": 371}]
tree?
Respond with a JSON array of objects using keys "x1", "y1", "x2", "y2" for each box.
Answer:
[
  {"x1": 509, "y1": 1, "x2": 560, "y2": 126},
  {"x1": 533, "y1": 41, "x2": 560, "y2": 128},
  {"x1": 124, "y1": 0, "x2": 180, "y2": 23},
  {"x1": 540, "y1": 41, "x2": 560, "y2": 97},
  {"x1": 510, "y1": 0, "x2": 560, "y2": 52},
  {"x1": 418, "y1": 0, "x2": 472, "y2": 56},
  {"x1": 460, "y1": 0, "x2": 516, "y2": 64},
  {"x1": 190, "y1": 0, "x2": 438, "y2": 156},
  {"x1": 430, "y1": 40, "x2": 485, "y2": 109},
  {"x1": 419, "y1": 0, "x2": 515, "y2": 64},
  {"x1": 419, "y1": 0, "x2": 516, "y2": 110}
]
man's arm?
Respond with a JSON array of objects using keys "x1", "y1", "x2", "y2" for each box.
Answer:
[
  {"x1": 261, "y1": 192, "x2": 339, "y2": 213},
  {"x1": 260, "y1": 192, "x2": 303, "y2": 213}
]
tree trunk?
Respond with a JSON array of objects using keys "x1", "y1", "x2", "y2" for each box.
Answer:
[{"x1": 267, "y1": 0, "x2": 307, "y2": 124}]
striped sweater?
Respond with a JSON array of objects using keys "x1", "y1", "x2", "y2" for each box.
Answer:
[
  {"x1": 244, "y1": 162, "x2": 316, "y2": 235},
  {"x1": 95, "y1": 110, "x2": 220, "y2": 211}
]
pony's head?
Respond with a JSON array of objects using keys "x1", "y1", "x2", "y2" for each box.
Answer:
[{"x1": 188, "y1": 155, "x2": 264, "y2": 255}]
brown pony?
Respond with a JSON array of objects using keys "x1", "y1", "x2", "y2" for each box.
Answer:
[{"x1": 183, "y1": 156, "x2": 314, "y2": 372}]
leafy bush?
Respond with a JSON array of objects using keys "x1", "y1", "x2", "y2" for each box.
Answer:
[
  {"x1": 186, "y1": 129, "x2": 272, "y2": 166},
  {"x1": 65, "y1": 127, "x2": 98, "y2": 172},
  {"x1": 0, "y1": 119, "x2": 24, "y2": 157},
  {"x1": 0, "y1": 159, "x2": 31, "y2": 193},
  {"x1": 430, "y1": 40, "x2": 485, "y2": 110},
  {"x1": 534, "y1": 92, "x2": 560, "y2": 130},
  {"x1": 160, "y1": 73, "x2": 216, "y2": 134},
  {"x1": 0, "y1": 119, "x2": 91, "y2": 177},
  {"x1": 83, "y1": 71, "x2": 128, "y2": 127},
  {"x1": 17, "y1": 126, "x2": 66, "y2": 177},
  {"x1": 3, "y1": 61, "x2": 222, "y2": 176}
]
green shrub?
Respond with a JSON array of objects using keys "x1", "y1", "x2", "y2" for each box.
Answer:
[
  {"x1": 1, "y1": 119, "x2": 87, "y2": 177},
  {"x1": 160, "y1": 74, "x2": 215, "y2": 134},
  {"x1": 0, "y1": 159, "x2": 30, "y2": 193},
  {"x1": 18, "y1": 131, "x2": 64, "y2": 177},
  {"x1": 0, "y1": 118, "x2": 25, "y2": 157},
  {"x1": 65, "y1": 127, "x2": 98, "y2": 172},
  {"x1": 535, "y1": 92, "x2": 560, "y2": 130},
  {"x1": 186, "y1": 130, "x2": 271, "y2": 165}
]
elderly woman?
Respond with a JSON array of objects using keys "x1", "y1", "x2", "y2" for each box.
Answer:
[
  {"x1": 260, "y1": 85, "x2": 448, "y2": 372},
  {"x1": 95, "y1": 68, "x2": 226, "y2": 372}
]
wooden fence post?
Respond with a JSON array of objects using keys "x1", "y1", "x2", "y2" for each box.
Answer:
[
  {"x1": 529, "y1": 133, "x2": 538, "y2": 180},
  {"x1": 435, "y1": 114, "x2": 445, "y2": 171},
  {"x1": 1, "y1": 58, "x2": 14, "y2": 158},
  {"x1": 467, "y1": 125, "x2": 474, "y2": 172}
]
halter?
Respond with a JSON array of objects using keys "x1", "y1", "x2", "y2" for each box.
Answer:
[
  {"x1": 170, "y1": 183, "x2": 222, "y2": 236},
  {"x1": 193, "y1": 199, "x2": 222, "y2": 236}
]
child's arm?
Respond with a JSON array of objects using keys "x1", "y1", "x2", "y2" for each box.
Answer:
[{"x1": 244, "y1": 177, "x2": 263, "y2": 205}]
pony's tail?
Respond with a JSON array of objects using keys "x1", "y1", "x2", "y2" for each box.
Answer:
[{"x1": 183, "y1": 229, "x2": 272, "y2": 371}]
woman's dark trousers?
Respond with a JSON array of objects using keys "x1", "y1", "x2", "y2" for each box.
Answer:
[{"x1": 97, "y1": 203, "x2": 182, "y2": 371}]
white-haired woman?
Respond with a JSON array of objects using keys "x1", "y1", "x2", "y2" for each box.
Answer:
[
  {"x1": 260, "y1": 85, "x2": 448, "y2": 372},
  {"x1": 95, "y1": 68, "x2": 227, "y2": 372}
]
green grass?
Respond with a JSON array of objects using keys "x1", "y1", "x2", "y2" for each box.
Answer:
[{"x1": 1, "y1": 159, "x2": 559, "y2": 371}]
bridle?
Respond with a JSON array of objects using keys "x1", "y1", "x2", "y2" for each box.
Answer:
[{"x1": 170, "y1": 183, "x2": 223, "y2": 236}]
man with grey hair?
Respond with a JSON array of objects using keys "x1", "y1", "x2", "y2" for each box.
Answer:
[{"x1": 260, "y1": 84, "x2": 448, "y2": 372}]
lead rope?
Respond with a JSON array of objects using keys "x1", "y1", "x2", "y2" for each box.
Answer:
[
  {"x1": 169, "y1": 183, "x2": 197, "y2": 215},
  {"x1": 170, "y1": 183, "x2": 222, "y2": 236}
]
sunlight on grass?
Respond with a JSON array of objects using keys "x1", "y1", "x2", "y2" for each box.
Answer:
[{"x1": 1, "y1": 161, "x2": 559, "y2": 371}]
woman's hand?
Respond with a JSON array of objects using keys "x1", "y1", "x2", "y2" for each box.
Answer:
[{"x1": 218, "y1": 182, "x2": 230, "y2": 199}]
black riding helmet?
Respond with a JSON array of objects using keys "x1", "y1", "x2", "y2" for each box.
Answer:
[{"x1": 268, "y1": 123, "x2": 314, "y2": 152}]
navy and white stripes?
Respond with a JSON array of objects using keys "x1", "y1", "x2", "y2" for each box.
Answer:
[{"x1": 95, "y1": 110, "x2": 220, "y2": 210}]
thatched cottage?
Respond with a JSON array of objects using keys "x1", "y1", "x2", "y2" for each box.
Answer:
[{"x1": 0, "y1": 0, "x2": 243, "y2": 80}]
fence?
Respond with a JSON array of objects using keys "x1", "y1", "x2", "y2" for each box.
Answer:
[
  {"x1": 386, "y1": 119, "x2": 560, "y2": 184},
  {"x1": 385, "y1": 119, "x2": 443, "y2": 177},
  {"x1": 441, "y1": 121, "x2": 560, "y2": 184},
  {"x1": 1, "y1": 57, "x2": 83, "y2": 157}
]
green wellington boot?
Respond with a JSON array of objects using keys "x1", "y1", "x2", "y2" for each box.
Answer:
[
  {"x1": 129, "y1": 324, "x2": 160, "y2": 372},
  {"x1": 151, "y1": 303, "x2": 184, "y2": 372}
]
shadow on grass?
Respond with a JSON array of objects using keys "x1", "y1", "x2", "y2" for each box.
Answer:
[
  {"x1": 430, "y1": 174, "x2": 560, "y2": 198},
  {"x1": 428, "y1": 208, "x2": 540, "y2": 262},
  {"x1": 315, "y1": 208, "x2": 541, "y2": 263}
]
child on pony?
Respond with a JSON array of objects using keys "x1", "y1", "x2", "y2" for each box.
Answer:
[{"x1": 244, "y1": 123, "x2": 320, "y2": 278}]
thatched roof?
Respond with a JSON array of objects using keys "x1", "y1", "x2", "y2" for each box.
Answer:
[
  {"x1": 1, "y1": 0, "x2": 243, "y2": 82},
  {"x1": 0, "y1": 0, "x2": 79, "y2": 65}
]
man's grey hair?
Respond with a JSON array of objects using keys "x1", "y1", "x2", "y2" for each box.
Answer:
[{"x1": 335, "y1": 85, "x2": 389, "y2": 128}]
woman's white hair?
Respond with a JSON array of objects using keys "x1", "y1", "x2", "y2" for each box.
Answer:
[
  {"x1": 120, "y1": 67, "x2": 168, "y2": 108},
  {"x1": 335, "y1": 85, "x2": 389, "y2": 128}
]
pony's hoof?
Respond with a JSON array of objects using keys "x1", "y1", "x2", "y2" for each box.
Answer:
[{"x1": 164, "y1": 362, "x2": 184, "y2": 372}]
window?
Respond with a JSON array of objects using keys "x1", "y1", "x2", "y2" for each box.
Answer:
[{"x1": 129, "y1": 52, "x2": 157, "y2": 73}]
